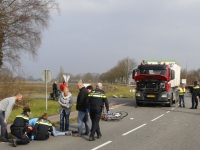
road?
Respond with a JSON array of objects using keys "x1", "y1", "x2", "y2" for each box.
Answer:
[{"x1": 1, "y1": 93, "x2": 200, "y2": 150}]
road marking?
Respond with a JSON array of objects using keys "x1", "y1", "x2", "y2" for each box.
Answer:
[
  {"x1": 91, "y1": 141, "x2": 112, "y2": 150},
  {"x1": 122, "y1": 124, "x2": 146, "y2": 136},
  {"x1": 171, "y1": 108, "x2": 174, "y2": 110},
  {"x1": 151, "y1": 114, "x2": 164, "y2": 121},
  {"x1": 166, "y1": 111, "x2": 170, "y2": 113}
]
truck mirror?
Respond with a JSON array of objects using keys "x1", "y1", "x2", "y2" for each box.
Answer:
[
  {"x1": 132, "y1": 70, "x2": 136, "y2": 79},
  {"x1": 132, "y1": 69, "x2": 139, "y2": 79}
]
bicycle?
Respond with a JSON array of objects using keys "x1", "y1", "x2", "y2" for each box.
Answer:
[
  {"x1": 49, "y1": 90, "x2": 61, "y2": 100},
  {"x1": 101, "y1": 111, "x2": 128, "y2": 121}
]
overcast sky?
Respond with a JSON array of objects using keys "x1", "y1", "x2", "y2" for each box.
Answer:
[{"x1": 21, "y1": 0, "x2": 200, "y2": 79}]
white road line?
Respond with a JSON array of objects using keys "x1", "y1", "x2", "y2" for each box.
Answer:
[
  {"x1": 122, "y1": 124, "x2": 147, "y2": 136},
  {"x1": 151, "y1": 114, "x2": 164, "y2": 121},
  {"x1": 171, "y1": 108, "x2": 175, "y2": 110},
  {"x1": 166, "y1": 111, "x2": 170, "y2": 113},
  {"x1": 91, "y1": 141, "x2": 112, "y2": 150}
]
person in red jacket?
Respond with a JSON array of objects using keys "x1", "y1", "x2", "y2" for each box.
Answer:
[{"x1": 60, "y1": 81, "x2": 67, "y2": 92}]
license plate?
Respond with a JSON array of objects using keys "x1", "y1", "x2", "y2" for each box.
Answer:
[{"x1": 147, "y1": 94, "x2": 155, "y2": 98}]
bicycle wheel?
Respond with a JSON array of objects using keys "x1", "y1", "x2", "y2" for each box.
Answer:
[{"x1": 119, "y1": 111, "x2": 128, "y2": 119}]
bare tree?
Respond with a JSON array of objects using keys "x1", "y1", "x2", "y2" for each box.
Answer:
[
  {"x1": 0, "y1": 0, "x2": 59, "y2": 68},
  {"x1": 100, "y1": 57, "x2": 137, "y2": 84},
  {"x1": 56, "y1": 66, "x2": 64, "y2": 82},
  {"x1": 116, "y1": 57, "x2": 137, "y2": 84}
]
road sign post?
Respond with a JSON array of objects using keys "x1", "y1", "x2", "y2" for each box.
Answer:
[{"x1": 42, "y1": 69, "x2": 52, "y2": 111}]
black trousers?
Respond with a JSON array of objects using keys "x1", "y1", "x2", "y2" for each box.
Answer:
[
  {"x1": 11, "y1": 129, "x2": 30, "y2": 144},
  {"x1": 34, "y1": 133, "x2": 49, "y2": 140},
  {"x1": 89, "y1": 109, "x2": 101, "y2": 138},
  {"x1": 192, "y1": 95, "x2": 198, "y2": 108}
]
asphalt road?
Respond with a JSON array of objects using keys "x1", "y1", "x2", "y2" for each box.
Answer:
[{"x1": 1, "y1": 93, "x2": 200, "y2": 150}]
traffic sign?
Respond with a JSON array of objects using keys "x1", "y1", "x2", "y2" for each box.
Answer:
[{"x1": 42, "y1": 70, "x2": 52, "y2": 82}]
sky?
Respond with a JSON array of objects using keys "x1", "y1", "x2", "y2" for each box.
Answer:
[{"x1": 21, "y1": 0, "x2": 200, "y2": 79}]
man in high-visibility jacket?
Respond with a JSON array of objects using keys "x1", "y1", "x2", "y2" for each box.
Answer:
[
  {"x1": 179, "y1": 84, "x2": 186, "y2": 107},
  {"x1": 190, "y1": 81, "x2": 200, "y2": 109},
  {"x1": 33, "y1": 113, "x2": 53, "y2": 140},
  {"x1": 88, "y1": 82, "x2": 109, "y2": 141}
]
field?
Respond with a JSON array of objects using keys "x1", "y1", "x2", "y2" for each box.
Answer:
[{"x1": 22, "y1": 82, "x2": 136, "y2": 98}]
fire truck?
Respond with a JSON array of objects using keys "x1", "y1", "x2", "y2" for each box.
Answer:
[{"x1": 132, "y1": 60, "x2": 181, "y2": 107}]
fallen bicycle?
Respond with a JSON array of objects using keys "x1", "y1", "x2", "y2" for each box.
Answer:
[{"x1": 101, "y1": 111, "x2": 128, "y2": 121}]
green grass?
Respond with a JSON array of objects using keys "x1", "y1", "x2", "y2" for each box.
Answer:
[
  {"x1": 8, "y1": 99, "x2": 76, "y2": 123},
  {"x1": 102, "y1": 84, "x2": 136, "y2": 98}
]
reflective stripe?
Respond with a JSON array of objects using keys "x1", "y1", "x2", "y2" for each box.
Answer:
[
  {"x1": 88, "y1": 93, "x2": 106, "y2": 98},
  {"x1": 37, "y1": 122, "x2": 52, "y2": 126},
  {"x1": 36, "y1": 119, "x2": 52, "y2": 126},
  {"x1": 193, "y1": 85, "x2": 200, "y2": 89},
  {"x1": 16, "y1": 114, "x2": 29, "y2": 120}
]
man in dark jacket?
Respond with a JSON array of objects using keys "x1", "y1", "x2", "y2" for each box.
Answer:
[
  {"x1": 52, "y1": 81, "x2": 58, "y2": 100},
  {"x1": 88, "y1": 82, "x2": 109, "y2": 141},
  {"x1": 73, "y1": 82, "x2": 90, "y2": 137},
  {"x1": 190, "y1": 81, "x2": 200, "y2": 109}
]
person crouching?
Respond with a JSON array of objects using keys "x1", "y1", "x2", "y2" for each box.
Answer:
[
  {"x1": 34, "y1": 113, "x2": 53, "y2": 140},
  {"x1": 10, "y1": 107, "x2": 31, "y2": 147}
]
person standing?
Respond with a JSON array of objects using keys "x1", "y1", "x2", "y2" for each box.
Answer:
[
  {"x1": 179, "y1": 84, "x2": 186, "y2": 107},
  {"x1": 58, "y1": 87, "x2": 73, "y2": 131},
  {"x1": 190, "y1": 81, "x2": 200, "y2": 109},
  {"x1": 34, "y1": 113, "x2": 53, "y2": 140},
  {"x1": 73, "y1": 82, "x2": 90, "y2": 137},
  {"x1": 60, "y1": 81, "x2": 67, "y2": 92},
  {"x1": 0, "y1": 93, "x2": 23, "y2": 142},
  {"x1": 88, "y1": 82, "x2": 110, "y2": 141},
  {"x1": 10, "y1": 107, "x2": 31, "y2": 147},
  {"x1": 86, "y1": 85, "x2": 93, "y2": 93},
  {"x1": 52, "y1": 80, "x2": 58, "y2": 100}
]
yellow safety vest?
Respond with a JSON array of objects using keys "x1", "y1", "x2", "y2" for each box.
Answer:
[{"x1": 179, "y1": 88, "x2": 185, "y2": 95}]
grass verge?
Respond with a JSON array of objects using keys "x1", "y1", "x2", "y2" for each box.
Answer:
[{"x1": 8, "y1": 99, "x2": 76, "y2": 123}]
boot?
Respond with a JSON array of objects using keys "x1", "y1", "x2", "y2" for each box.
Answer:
[
  {"x1": 12, "y1": 139, "x2": 18, "y2": 147},
  {"x1": 183, "y1": 105, "x2": 185, "y2": 108},
  {"x1": 89, "y1": 137, "x2": 95, "y2": 141}
]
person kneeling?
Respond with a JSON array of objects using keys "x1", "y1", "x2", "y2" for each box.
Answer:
[
  {"x1": 34, "y1": 113, "x2": 53, "y2": 140},
  {"x1": 10, "y1": 107, "x2": 31, "y2": 147}
]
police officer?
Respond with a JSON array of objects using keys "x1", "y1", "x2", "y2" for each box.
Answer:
[
  {"x1": 34, "y1": 113, "x2": 53, "y2": 140},
  {"x1": 10, "y1": 107, "x2": 31, "y2": 147},
  {"x1": 88, "y1": 82, "x2": 109, "y2": 141},
  {"x1": 190, "y1": 81, "x2": 200, "y2": 109},
  {"x1": 179, "y1": 84, "x2": 186, "y2": 107}
]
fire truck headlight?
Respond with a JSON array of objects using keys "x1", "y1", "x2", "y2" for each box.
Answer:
[
  {"x1": 136, "y1": 92, "x2": 141, "y2": 97},
  {"x1": 161, "y1": 94, "x2": 167, "y2": 98}
]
